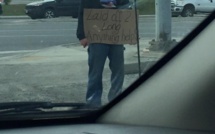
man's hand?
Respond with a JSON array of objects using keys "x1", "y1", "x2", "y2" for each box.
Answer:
[{"x1": 80, "y1": 38, "x2": 89, "y2": 48}]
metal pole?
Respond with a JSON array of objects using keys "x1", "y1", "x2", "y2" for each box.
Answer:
[
  {"x1": 155, "y1": 0, "x2": 172, "y2": 42},
  {"x1": 134, "y1": 0, "x2": 141, "y2": 77}
]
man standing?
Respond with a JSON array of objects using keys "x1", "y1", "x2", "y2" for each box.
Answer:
[{"x1": 76, "y1": 0, "x2": 129, "y2": 108}]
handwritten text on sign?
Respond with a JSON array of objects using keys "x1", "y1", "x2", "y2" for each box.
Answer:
[{"x1": 84, "y1": 9, "x2": 138, "y2": 45}]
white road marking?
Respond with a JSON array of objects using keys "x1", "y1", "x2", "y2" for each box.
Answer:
[
  {"x1": 0, "y1": 29, "x2": 76, "y2": 32},
  {"x1": 0, "y1": 35, "x2": 76, "y2": 37},
  {"x1": 0, "y1": 50, "x2": 38, "y2": 54}
]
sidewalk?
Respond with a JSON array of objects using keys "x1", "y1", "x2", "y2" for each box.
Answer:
[
  {"x1": 0, "y1": 15, "x2": 30, "y2": 19},
  {"x1": 0, "y1": 39, "x2": 181, "y2": 74},
  {"x1": 0, "y1": 39, "x2": 181, "y2": 103}
]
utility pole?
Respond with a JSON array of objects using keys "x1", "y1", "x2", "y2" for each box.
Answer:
[
  {"x1": 149, "y1": 0, "x2": 176, "y2": 52},
  {"x1": 133, "y1": 0, "x2": 141, "y2": 76},
  {"x1": 155, "y1": 0, "x2": 171, "y2": 42}
]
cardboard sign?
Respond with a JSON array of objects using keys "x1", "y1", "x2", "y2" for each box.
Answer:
[{"x1": 84, "y1": 9, "x2": 138, "y2": 45}]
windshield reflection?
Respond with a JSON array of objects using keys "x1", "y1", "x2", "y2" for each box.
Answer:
[{"x1": 0, "y1": 0, "x2": 211, "y2": 109}]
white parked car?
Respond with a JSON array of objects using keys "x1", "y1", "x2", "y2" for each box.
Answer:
[{"x1": 171, "y1": 0, "x2": 215, "y2": 17}]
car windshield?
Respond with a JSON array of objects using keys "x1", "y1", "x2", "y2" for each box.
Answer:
[{"x1": 0, "y1": 0, "x2": 213, "y2": 119}]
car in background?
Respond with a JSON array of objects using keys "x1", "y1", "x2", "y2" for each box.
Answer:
[
  {"x1": 0, "y1": 1, "x2": 3, "y2": 15},
  {"x1": 171, "y1": 0, "x2": 215, "y2": 17},
  {"x1": 25, "y1": 0, "x2": 81, "y2": 19}
]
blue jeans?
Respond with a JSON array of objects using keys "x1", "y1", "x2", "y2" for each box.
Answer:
[{"x1": 86, "y1": 43, "x2": 124, "y2": 107}]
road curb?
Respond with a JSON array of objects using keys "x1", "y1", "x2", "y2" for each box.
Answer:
[
  {"x1": 0, "y1": 15, "x2": 155, "y2": 19},
  {"x1": 0, "y1": 14, "x2": 208, "y2": 19},
  {"x1": 124, "y1": 60, "x2": 157, "y2": 74},
  {"x1": 0, "y1": 16, "x2": 30, "y2": 19}
]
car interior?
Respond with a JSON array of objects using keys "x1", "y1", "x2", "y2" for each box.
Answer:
[{"x1": 0, "y1": 8, "x2": 214, "y2": 134}]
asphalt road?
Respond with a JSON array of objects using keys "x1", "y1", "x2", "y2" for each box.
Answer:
[{"x1": 0, "y1": 16, "x2": 205, "y2": 51}]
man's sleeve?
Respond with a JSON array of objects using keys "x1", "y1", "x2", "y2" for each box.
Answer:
[
  {"x1": 76, "y1": 0, "x2": 86, "y2": 40},
  {"x1": 120, "y1": 0, "x2": 129, "y2": 5}
]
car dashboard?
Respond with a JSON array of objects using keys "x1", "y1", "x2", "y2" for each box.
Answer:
[{"x1": 0, "y1": 124, "x2": 213, "y2": 134}]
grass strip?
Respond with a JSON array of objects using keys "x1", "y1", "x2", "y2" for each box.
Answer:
[{"x1": 2, "y1": 4, "x2": 26, "y2": 16}]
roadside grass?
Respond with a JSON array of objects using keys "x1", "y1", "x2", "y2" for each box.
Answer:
[
  {"x1": 2, "y1": 4, "x2": 26, "y2": 16},
  {"x1": 137, "y1": 0, "x2": 155, "y2": 15}
]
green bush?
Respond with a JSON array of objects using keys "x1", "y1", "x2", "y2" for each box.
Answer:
[
  {"x1": 136, "y1": 0, "x2": 155, "y2": 15},
  {"x1": 4, "y1": 0, "x2": 12, "y2": 5}
]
